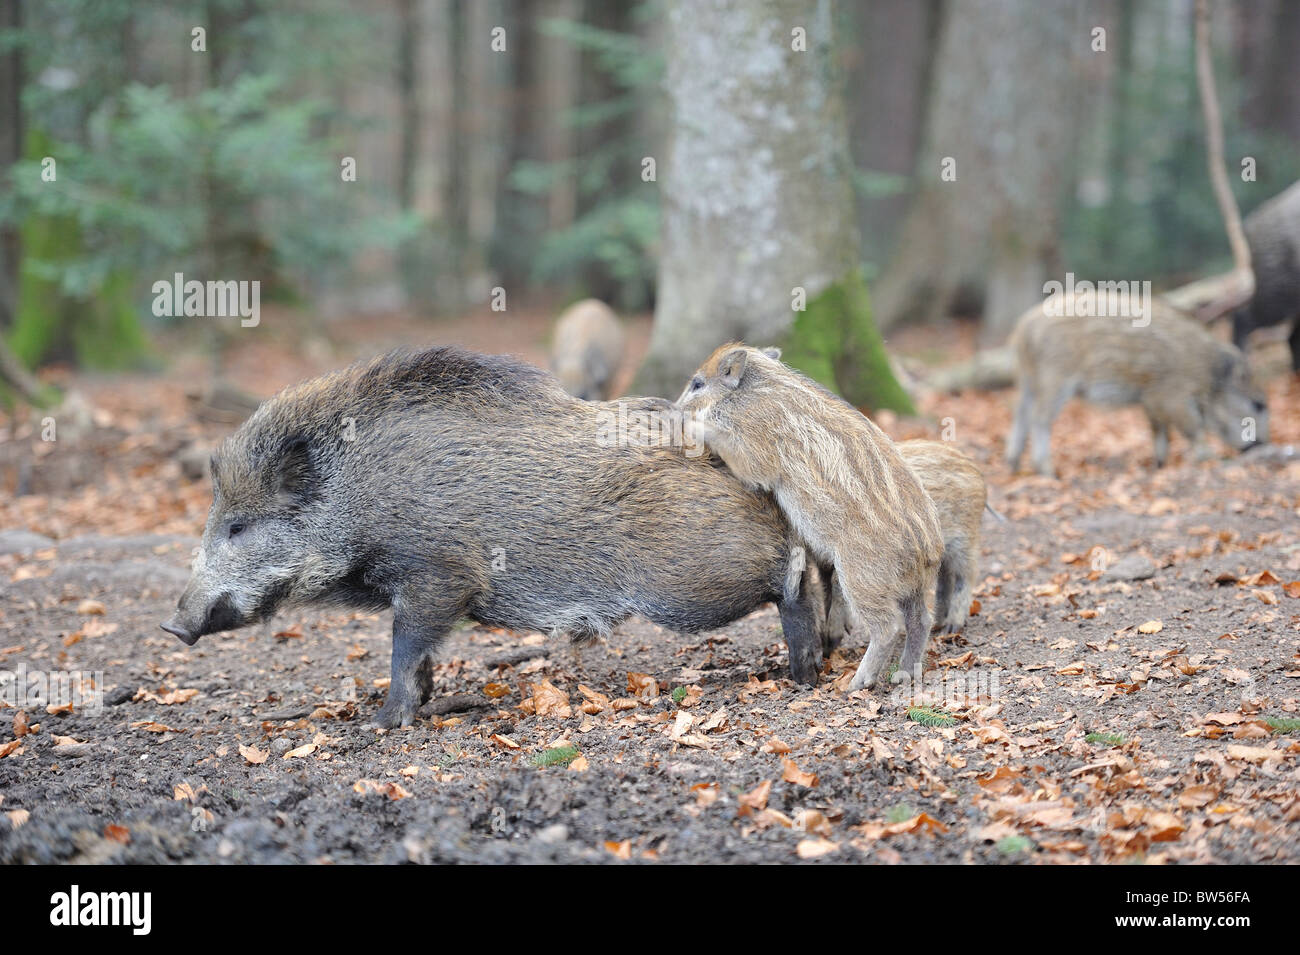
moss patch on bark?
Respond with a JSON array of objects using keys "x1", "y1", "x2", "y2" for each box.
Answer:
[{"x1": 779, "y1": 270, "x2": 916, "y2": 415}]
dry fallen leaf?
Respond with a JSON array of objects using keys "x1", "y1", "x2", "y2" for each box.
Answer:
[
  {"x1": 737, "y1": 779, "x2": 773, "y2": 816},
  {"x1": 283, "y1": 743, "x2": 317, "y2": 760},
  {"x1": 627, "y1": 672, "x2": 658, "y2": 700},
  {"x1": 530, "y1": 679, "x2": 572, "y2": 719},
  {"x1": 577, "y1": 684, "x2": 610, "y2": 713},
  {"x1": 238, "y1": 744, "x2": 268, "y2": 765},
  {"x1": 796, "y1": 837, "x2": 839, "y2": 859},
  {"x1": 884, "y1": 813, "x2": 949, "y2": 836},
  {"x1": 353, "y1": 779, "x2": 412, "y2": 800},
  {"x1": 76, "y1": 599, "x2": 105, "y2": 615},
  {"x1": 130, "y1": 721, "x2": 181, "y2": 733},
  {"x1": 794, "y1": 809, "x2": 832, "y2": 837},
  {"x1": 1178, "y1": 785, "x2": 1218, "y2": 809},
  {"x1": 1137, "y1": 620, "x2": 1163, "y2": 634},
  {"x1": 604, "y1": 840, "x2": 632, "y2": 860},
  {"x1": 781, "y1": 758, "x2": 818, "y2": 788},
  {"x1": 135, "y1": 687, "x2": 200, "y2": 706}
]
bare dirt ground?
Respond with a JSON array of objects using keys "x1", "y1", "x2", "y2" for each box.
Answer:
[{"x1": 1, "y1": 308, "x2": 1298, "y2": 864}]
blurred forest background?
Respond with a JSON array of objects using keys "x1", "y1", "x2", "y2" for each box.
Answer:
[{"x1": 1, "y1": 0, "x2": 1298, "y2": 402}]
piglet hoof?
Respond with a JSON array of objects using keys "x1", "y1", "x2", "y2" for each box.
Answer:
[
  {"x1": 889, "y1": 668, "x2": 913, "y2": 686},
  {"x1": 847, "y1": 668, "x2": 876, "y2": 693},
  {"x1": 368, "y1": 698, "x2": 416, "y2": 730}
]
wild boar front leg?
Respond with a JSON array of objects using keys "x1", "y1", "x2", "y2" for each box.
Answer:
[
  {"x1": 823, "y1": 565, "x2": 853, "y2": 654},
  {"x1": 1029, "y1": 385, "x2": 1069, "y2": 477},
  {"x1": 779, "y1": 545, "x2": 823, "y2": 685},
  {"x1": 372, "y1": 593, "x2": 465, "y2": 729},
  {"x1": 1149, "y1": 417, "x2": 1170, "y2": 468},
  {"x1": 1005, "y1": 384, "x2": 1033, "y2": 471}
]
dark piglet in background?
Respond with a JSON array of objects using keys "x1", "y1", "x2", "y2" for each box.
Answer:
[
  {"x1": 1233, "y1": 179, "x2": 1300, "y2": 370},
  {"x1": 162, "y1": 347, "x2": 825, "y2": 727}
]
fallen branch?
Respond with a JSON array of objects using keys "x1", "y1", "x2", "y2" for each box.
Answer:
[
  {"x1": 920, "y1": 346, "x2": 1016, "y2": 393},
  {"x1": 0, "y1": 336, "x2": 48, "y2": 404}
]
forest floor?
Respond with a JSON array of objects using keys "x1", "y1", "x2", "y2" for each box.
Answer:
[{"x1": 0, "y1": 306, "x2": 1298, "y2": 864}]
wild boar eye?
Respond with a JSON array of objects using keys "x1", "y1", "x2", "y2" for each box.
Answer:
[
  {"x1": 690, "y1": 376, "x2": 704, "y2": 392},
  {"x1": 228, "y1": 522, "x2": 247, "y2": 539}
]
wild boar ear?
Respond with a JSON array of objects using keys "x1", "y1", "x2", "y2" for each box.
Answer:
[
  {"x1": 761, "y1": 346, "x2": 782, "y2": 361},
  {"x1": 1210, "y1": 346, "x2": 1238, "y2": 390},
  {"x1": 719, "y1": 348, "x2": 749, "y2": 389},
  {"x1": 274, "y1": 435, "x2": 318, "y2": 506}
]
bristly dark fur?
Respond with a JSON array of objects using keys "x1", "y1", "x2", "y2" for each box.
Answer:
[{"x1": 171, "y1": 345, "x2": 823, "y2": 728}]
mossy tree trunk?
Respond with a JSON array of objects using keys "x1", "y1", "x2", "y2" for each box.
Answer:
[{"x1": 633, "y1": 0, "x2": 914, "y2": 412}]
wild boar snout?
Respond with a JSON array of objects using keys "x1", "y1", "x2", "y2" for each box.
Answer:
[{"x1": 161, "y1": 592, "x2": 240, "y2": 645}]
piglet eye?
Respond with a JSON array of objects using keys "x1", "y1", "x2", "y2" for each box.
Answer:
[
  {"x1": 228, "y1": 522, "x2": 247, "y2": 539},
  {"x1": 690, "y1": 376, "x2": 704, "y2": 392}
]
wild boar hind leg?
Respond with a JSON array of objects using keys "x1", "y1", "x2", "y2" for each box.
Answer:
[{"x1": 371, "y1": 592, "x2": 467, "y2": 729}]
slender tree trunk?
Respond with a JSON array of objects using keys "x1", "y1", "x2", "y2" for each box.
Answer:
[
  {"x1": 395, "y1": 0, "x2": 423, "y2": 301},
  {"x1": 491, "y1": 0, "x2": 544, "y2": 290},
  {"x1": 443, "y1": 0, "x2": 472, "y2": 307},
  {"x1": 1238, "y1": 0, "x2": 1300, "y2": 143},
  {"x1": 872, "y1": 0, "x2": 1085, "y2": 343},
  {"x1": 1196, "y1": 0, "x2": 1250, "y2": 275},
  {"x1": 0, "y1": 0, "x2": 23, "y2": 332},
  {"x1": 842, "y1": 0, "x2": 941, "y2": 266},
  {"x1": 635, "y1": 0, "x2": 913, "y2": 411}
]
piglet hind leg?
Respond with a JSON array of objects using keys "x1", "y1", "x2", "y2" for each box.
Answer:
[
  {"x1": 847, "y1": 605, "x2": 902, "y2": 692},
  {"x1": 894, "y1": 591, "x2": 933, "y2": 686}
]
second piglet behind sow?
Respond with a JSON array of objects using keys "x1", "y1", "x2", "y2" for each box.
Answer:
[
  {"x1": 825, "y1": 439, "x2": 988, "y2": 651},
  {"x1": 676, "y1": 344, "x2": 943, "y2": 691}
]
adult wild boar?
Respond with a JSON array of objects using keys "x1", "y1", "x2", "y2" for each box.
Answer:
[
  {"x1": 1234, "y1": 179, "x2": 1300, "y2": 370},
  {"x1": 162, "y1": 347, "x2": 825, "y2": 727}
]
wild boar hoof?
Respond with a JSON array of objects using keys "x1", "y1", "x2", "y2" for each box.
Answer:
[
  {"x1": 788, "y1": 658, "x2": 820, "y2": 687},
  {"x1": 369, "y1": 700, "x2": 416, "y2": 729}
]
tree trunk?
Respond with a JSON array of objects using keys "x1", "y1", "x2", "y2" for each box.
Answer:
[
  {"x1": 0, "y1": 0, "x2": 23, "y2": 332},
  {"x1": 872, "y1": 0, "x2": 1085, "y2": 343},
  {"x1": 1195, "y1": 0, "x2": 1251, "y2": 289},
  {"x1": 842, "y1": 0, "x2": 941, "y2": 266},
  {"x1": 635, "y1": 0, "x2": 913, "y2": 411}
]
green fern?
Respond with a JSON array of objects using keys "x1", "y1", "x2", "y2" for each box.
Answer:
[{"x1": 907, "y1": 706, "x2": 957, "y2": 728}]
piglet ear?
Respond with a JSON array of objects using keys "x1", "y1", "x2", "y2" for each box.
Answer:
[
  {"x1": 761, "y1": 346, "x2": 782, "y2": 361},
  {"x1": 719, "y1": 348, "x2": 749, "y2": 390},
  {"x1": 274, "y1": 435, "x2": 318, "y2": 507}
]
